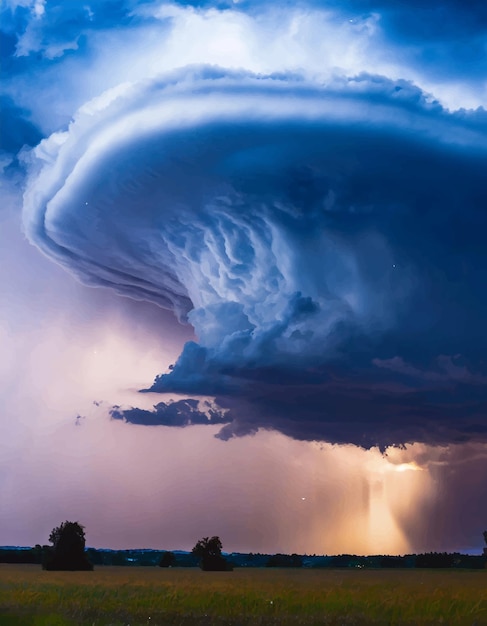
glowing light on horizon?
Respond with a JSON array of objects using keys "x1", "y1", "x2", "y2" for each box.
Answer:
[
  {"x1": 393, "y1": 462, "x2": 423, "y2": 473},
  {"x1": 303, "y1": 443, "x2": 435, "y2": 556}
]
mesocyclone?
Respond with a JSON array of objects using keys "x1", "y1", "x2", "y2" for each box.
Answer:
[
  {"x1": 24, "y1": 68, "x2": 484, "y2": 358},
  {"x1": 22, "y1": 67, "x2": 487, "y2": 447}
]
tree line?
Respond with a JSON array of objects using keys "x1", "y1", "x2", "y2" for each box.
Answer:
[
  {"x1": 10, "y1": 522, "x2": 232, "y2": 571},
  {"x1": 2, "y1": 521, "x2": 486, "y2": 571}
]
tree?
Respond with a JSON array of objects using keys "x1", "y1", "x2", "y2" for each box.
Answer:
[
  {"x1": 483, "y1": 530, "x2": 487, "y2": 546},
  {"x1": 159, "y1": 551, "x2": 176, "y2": 568},
  {"x1": 265, "y1": 553, "x2": 303, "y2": 568},
  {"x1": 191, "y1": 536, "x2": 232, "y2": 571},
  {"x1": 43, "y1": 521, "x2": 93, "y2": 571}
]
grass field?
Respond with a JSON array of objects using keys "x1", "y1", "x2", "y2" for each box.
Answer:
[{"x1": 0, "y1": 564, "x2": 485, "y2": 625}]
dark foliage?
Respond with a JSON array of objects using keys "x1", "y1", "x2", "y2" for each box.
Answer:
[
  {"x1": 266, "y1": 553, "x2": 303, "y2": 567},
  {"x1": 84, "y1": 548, "x2": 197, "y2": 567},
  {"x1": 159, "y1": 551, "x2": 176, "y2": 567},
  {"x1": 415, "y1": 552, "x2": 486, "y2": 569},
  {"x1": 415, "y1": 553, "x2": 457, "y2": 568},
  {"x1": 191, "y1": 536, "x2": 233, "y2": 571},
  {"x1": 0, "y1": 546, "x2": 42, "y2": 564},
  {"x1": 43, "y1": 521, "x2": 93, "y2": 571},
  {"x1": 3, "y1": 545, "x2": 485, "y2": 569},
  {"x1": 330, "y1": 554, "x2": 356, "y2": 567},
  {"x1": 380, "y1": 556, "x2": 407, "y2": 568}
]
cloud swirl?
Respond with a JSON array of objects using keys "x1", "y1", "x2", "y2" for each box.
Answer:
[{"x1": 20, "y1": 63, "x2": 487, "y2": 447}]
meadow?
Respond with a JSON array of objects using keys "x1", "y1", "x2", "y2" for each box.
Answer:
[{"x1": 0, "y1": 564, "x2": 485, "y2": 626}]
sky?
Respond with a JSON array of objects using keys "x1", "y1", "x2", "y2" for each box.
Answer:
[{"x1": 1, "y1": 0, "x2": 487, "y2": 555}]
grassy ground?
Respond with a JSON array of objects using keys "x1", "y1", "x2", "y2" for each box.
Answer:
[{"x1": 0, "y1": 564, "x2": 485, "y2": 625}]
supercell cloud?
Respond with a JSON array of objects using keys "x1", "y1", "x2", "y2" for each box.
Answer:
[{"x1": 9, "y1": 0, "x2": 487, "y2": 448}]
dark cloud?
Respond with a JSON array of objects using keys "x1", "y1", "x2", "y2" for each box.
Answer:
[
  {"x1": 210, "y1": 367, "x2": 487, "y2": 450},
  {"x1": 110, "y1": 398, "x2": 233, "y2": 427},
  {"x1": 0, "y1": 0, "x2": 478, "y2": 453},
  {"x1": 20, "y1": 66, "x2": 487, "y2": 448}
]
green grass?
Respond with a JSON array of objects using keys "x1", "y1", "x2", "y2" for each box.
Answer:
[{"x1": 0, "y1": 564, "x2": 485, "y2": 625}]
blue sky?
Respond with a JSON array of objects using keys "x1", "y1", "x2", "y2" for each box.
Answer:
[{"x1": 1, "y1": 0, "x2": 486, "y2": 554}]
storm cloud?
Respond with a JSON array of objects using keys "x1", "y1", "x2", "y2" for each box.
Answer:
[
  {"x1": 110, "y1": 398, "x2": 233, "y2": 427},
  {"x1": 2, "y1": 0, "x2": 487, "y2": 557},
  {"x1": 21, "y1": 66, "x2": 487, "y2": 448}
]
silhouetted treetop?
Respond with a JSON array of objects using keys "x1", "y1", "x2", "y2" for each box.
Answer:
[
  {"x1": 191, "y1": 536, "x2": 232, "y2": 571},
  {"x1": 192, "y1": 536, "x2": 223, "y2": 559},
  {"x1": 49, "y1": 521, "x2": 86, "y2": 552},
  {"x1": 159, "y1": 551, "x2": 176, "y2": 567},
  {"x1": 44, "y1": 520, "x2": 92, "y2": 571}
]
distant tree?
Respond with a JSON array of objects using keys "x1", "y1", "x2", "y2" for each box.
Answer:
[
  {"x1": 111, "y1": 551, "x2": 127, "y2": 566},
  {"x1": 0, "y1": 548, "x2": 41, "y2": 564},
  {"x1": 159, "y1": 551, "x2": 176, "y2": 568},
  {"x1": 193, "y1": 536, "x2": 222, "y2": 559},
  {"x1": 483, "y1": 530, "x2": 487, "y2": 546},
  {"x1": 44, "y1": 521, "x2": 93, "y2": 571},
  {"x1": 266, "y1": 553, "x2": 303, "y2": 568},
  {"x1": 192, "y1": 536, "x2": 232, "y2": 571},
  {"x1": 415, "y1": 552, "x2": 454, "y2": 568},
  {"x1": 86, "y1": 548, "x2": 104, "y2": 566},
  {"x1": 330, "y1": 554, "x2": 354, "y2": 568},
  {"x1": 379, "y1": 556, "x2": 406, "y2": 569}
]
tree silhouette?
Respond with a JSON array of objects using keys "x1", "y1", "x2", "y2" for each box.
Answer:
[
  {"x1": 483, "y1": 530, "x2": 487, "y2": 546},
  {"x1": 159, "y1": 551, "x2": 176, "y2": 567},
  {"x1": 191, "y1": 536, "x2": 232, "y2": 571},
  {"x1": 44, "y1": 521, "x2": 93, "y2": 571}
]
